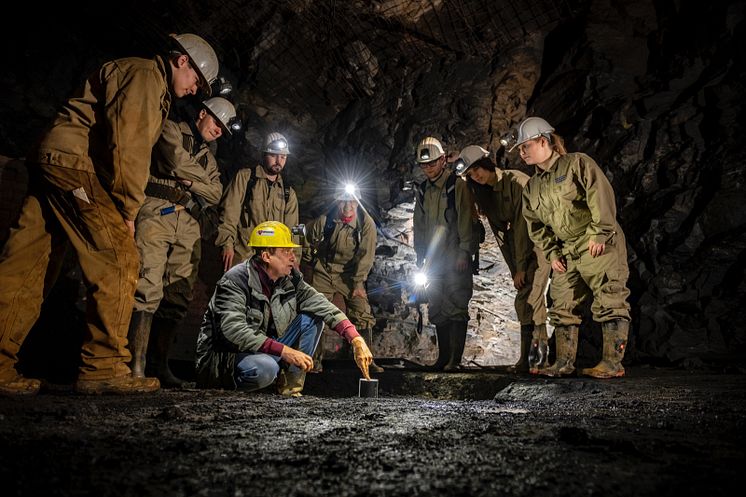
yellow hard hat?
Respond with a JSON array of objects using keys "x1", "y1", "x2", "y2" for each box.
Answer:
[{"x1": 249, "y1": 221, "x2": 301, "y2": 248}]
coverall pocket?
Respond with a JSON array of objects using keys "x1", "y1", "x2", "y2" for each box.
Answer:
[
  {"x1": 556, "y1": 178, "x2": 580, "y2": 203},
  {"x1": 69, "y1": 191, "x2": 114, "y2": 252}
]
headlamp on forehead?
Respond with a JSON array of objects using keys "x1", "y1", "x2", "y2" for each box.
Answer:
[
  {"x1": 419, "y1": 149, "x2": 430, "y2": 161},
  {"x1": 268, "y1": 139, "x2": 288, "y2": 154},
  {"x1": 291, "y1": 224, "x2": 306, "y2": 237},
  {"x1": 337, "y1": 182, "x2": 358, "y2": 201},
  {"x1": 454, "y1": 159, "x2": 468, "y2": 177}
]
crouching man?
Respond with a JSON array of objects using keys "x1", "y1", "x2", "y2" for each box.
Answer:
[{"x1": 195, "y1": 221, "x2": 373, "y2": 396}]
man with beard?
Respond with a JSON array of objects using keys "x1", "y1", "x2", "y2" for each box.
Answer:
[{"x1": 215, "y1": 132, "x2": 299, "y2": 271}]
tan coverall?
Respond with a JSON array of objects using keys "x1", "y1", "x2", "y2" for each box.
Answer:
[
  {"x1": 134, "y1": 119, "x2": 222, "y2": 316},
  {"x1": 473, "y1": 169, "x2": 550, "y2": 326},
  {"x1": 0, "y1": 56, "x2": 171, "y2": 381},
  {"x1": 302, "y1": 209, "x2": 377, "y2": 330},
  {"x1": 215, "y1": 166, "x2": 299, "y2": 264},
  {"x1": 522, "y1": 152, "x2": 631, "y2": 326},
  {"x1": 413, "y1": 170, "x2": 475, "y2": 325}
]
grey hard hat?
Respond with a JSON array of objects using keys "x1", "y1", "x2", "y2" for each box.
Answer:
[
  {"x1": 263, "y1": 132, "x2": 290, "y2": 155},
  {"x1": 170, "y1": 33, "x2": 219, "y2": 96},
  {"x1": 508, "y1": 117, "x2": 555, "y2": 152},
  {"x1": 416, "y1": 137, "x2": 445, "y2": 163},
  {"x1": 203, "y1": 97, "x2": 236, "y2": 135},
  {"x1": 454, "y1": 145, "x2": 490, "y2": 177}
]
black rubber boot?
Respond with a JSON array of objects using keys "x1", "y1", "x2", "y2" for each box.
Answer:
[
  {"x1": 149, "y1": 319, "x2": 186, "y2": 388},
  {"x1": 432, "y1": 324, "x2": 452, "y2": 371},
  {"x1": 507, "y1": 325, "x2": 534, "y2": 374},
  {"x1": 444, "y1": 320, "x2": 467, "y2": 371},
  {"x1": 126, "y1": 311, "x2": 154, "y2": 378}
]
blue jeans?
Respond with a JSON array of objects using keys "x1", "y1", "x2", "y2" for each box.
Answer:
[{"x1": 234, "y1": 313, "x2": 323, "y2": 392}]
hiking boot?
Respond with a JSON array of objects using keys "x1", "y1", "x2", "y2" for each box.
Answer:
[
  {"x1": 0, "y1": 374, "x2": 41, "y2": 397},
  {"x1": 74, "y1": 374, "x2": 160, "y2": 395},
  {"x1": 581, "y1": 319, "x2": 629, "y2": 379}
]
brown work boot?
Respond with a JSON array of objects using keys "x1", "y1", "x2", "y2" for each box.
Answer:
[
  {"x1": 276, "y1": 370, "x2": 305, "y2": 397},
  {"x1": 74, "y1": 374, "x2": 160, "y2": 395},
  {"x1": 581, "y1": 320, "x2": 629, "y2": 379},
  {"x1": 507, "y1": 325, "x2": 534, "y2": 373},
  {"x1": 538, "y1": 325, "x2": 579, "y2": 377},
  {"x1": 0, "y1": 373, "x2": 41, "y2": 397}
]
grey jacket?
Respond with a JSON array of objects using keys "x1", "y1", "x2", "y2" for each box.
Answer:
[{"x1": 195, "y1": 257, "x2": 347, "y2": 389}]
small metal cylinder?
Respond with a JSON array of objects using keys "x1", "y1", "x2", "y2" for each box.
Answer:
[{"x1": 358, "y1": 378, "x2": 379, "y2": 398}]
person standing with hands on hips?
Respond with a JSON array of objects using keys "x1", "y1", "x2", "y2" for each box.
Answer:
[{"x1": 514, "y1": 117, "x2": 632, "y2": 378}]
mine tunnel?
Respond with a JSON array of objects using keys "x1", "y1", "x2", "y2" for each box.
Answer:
[{"x1": 0, "y1": 0, "x2": 744, "y2": 496}]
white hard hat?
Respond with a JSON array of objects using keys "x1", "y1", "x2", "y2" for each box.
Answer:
[
  {"x1": 454, "y1": 145, "x2": 490, "y2": 177},
  {"x1": 170, "y1": 33, "x2": 219, "y2": 96},
  {"x1": 508, "y1": 117, "x2": 555, "y2": 152},
  {"x1": 263, "y1": 132, "x2": 290, "y2": 155},
  {"x1": 416, "y1": 137, "x2": 445, "y2": 163},
  {"x1": 203, "y1": 97, "x2": 236, "y2": 135}
]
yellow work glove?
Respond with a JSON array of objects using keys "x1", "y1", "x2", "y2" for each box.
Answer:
[{"x1": 351, "y1": 336, "x2": 373, "y2": 380}]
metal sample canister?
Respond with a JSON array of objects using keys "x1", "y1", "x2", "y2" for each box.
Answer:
[{"x1": 358, "y1": 378, "x2": 379, "y2": 398}]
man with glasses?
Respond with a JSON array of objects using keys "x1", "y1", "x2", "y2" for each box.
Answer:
[
  {"x1": 215, "y1": 132, "x2": 299, "y2": 271},
  {"x1": 413, "y1": 137, "x2": 476, "y2": 371},
  {"x1": 195, "y1": 221, "x2": 374, "y2": 396}
]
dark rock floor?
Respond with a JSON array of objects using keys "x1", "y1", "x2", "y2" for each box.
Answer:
[{"x1": 1, "y1": 366, "x2": 743, "y2": 497}]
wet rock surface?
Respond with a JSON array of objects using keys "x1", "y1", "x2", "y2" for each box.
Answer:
[{"x1": 1, "y1": 367, "x2": 743, "y2": 497}]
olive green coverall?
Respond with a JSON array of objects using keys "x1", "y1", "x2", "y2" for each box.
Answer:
[
  {"x1": 473, "y1": 169, "x2": 550, "y2": 327},
  {"x1": 522, "y1": 152, "x2": 631, "y2": 326},
  {"x1": 215, "y1": 166, "x2": 299, "y2": 265},
  {"x1": 414, "y1": 170, "x2": 475, "y2": 326},
  {"x1": 0, "y1": 56, "x2": 171, "y2": 381},
  {"x1": 303, "y1": 209, "x2": 377, "y2": 330}
]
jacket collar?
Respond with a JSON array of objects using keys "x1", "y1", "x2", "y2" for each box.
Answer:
[{"x1": 255, "y1": 164, "x2": 284, "y2": 186}]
